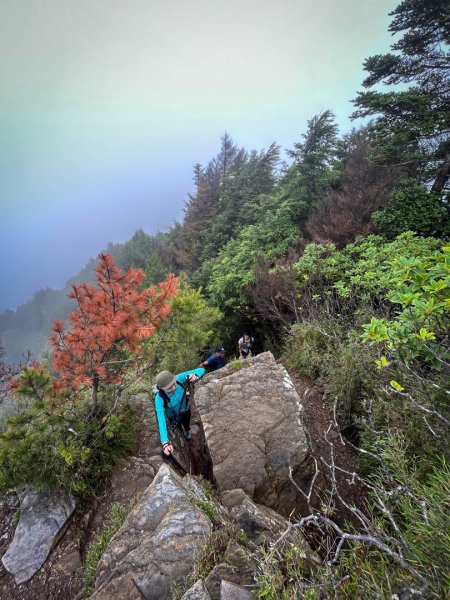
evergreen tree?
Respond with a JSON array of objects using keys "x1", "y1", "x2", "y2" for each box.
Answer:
[
  {"x1": 352, "y1": 0, "x2": 450, "y2": 195},
  {"x1": 178, "y1": 160, "x2": 221, "y2": 270},
  {"x1": 282, "y1": 110, "x2": 340, "y2": 227}
]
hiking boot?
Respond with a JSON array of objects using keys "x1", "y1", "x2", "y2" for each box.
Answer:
[{"x1": 183, "y1": 428, "x2": 192, "y2": 440}]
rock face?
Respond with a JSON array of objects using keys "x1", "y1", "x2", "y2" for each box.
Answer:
[
  {"x1": 221, "y1": 488, "x2": 320, "y2": 566},
  {"x1": 194, "y1": 352, "x2": 312, "y2": 516},
  {"x1": 91, "y1": 464, "x2": 212, "y2": 600},
  {"x1": 1, "y1": 488, "x2": 76, "y2": 584}
]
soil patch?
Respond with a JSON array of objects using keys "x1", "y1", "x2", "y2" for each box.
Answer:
[{"x1": 291, "y1": 374, "x2": 367, "y2": 528}]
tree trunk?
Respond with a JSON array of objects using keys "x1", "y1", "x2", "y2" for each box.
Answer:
[
  {"x1": 92, "y1": 375, "x2": 99, "y2": 408},
  {"x1": 431, "y1": 152, "x2": 450, "y2": 198}
]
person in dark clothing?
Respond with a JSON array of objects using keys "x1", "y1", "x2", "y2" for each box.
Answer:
[{"x1": 202, "y1": 346, "x2": 226, "y2": 372}]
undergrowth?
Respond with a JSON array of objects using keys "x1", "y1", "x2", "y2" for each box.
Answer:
[
  {"x1": 0, "y1": 399, "x2": 138, "y2": 496},
  {"x1": 83, "y1": 495, "x2": 140, "y2": 597}
]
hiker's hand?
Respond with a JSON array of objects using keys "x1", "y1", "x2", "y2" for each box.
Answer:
[
  {"x1": 162, "y1": 443, "x2": 173, "y2": 456},
  {"x1": 188, "y1": 374, "x2": 199, "y2": 382}
]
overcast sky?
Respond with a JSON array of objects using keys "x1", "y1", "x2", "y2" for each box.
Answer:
[{"x1": 0, "y1": 0, "x2": 398, "y2": 312}]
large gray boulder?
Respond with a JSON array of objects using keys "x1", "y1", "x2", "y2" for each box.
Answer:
[
  {"x1": 1, "y1": 488, "x2": 76, "y2": 584},
  {"x1": 194, "y1": 352, "x2": 312, "y2": 516},
  {"x1": 91, "y1": 464, "x2": 212, "y2": 600}
]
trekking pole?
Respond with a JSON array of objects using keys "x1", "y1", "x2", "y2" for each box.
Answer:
[{"x1": 161, "y1": 451, "x2": 188, "y2": 475}]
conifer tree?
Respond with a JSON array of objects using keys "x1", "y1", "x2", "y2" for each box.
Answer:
[
  {"x1": 282, "y1": 110, "x2": 340, "y2": 227},
  {"x1": 49, "y1": 253, "x2": 178, "y2": 406},
  {"x1": 353, "y1": 0, "x2": 450, "y2": 194}
]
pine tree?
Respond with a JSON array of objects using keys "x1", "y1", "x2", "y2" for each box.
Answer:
[
  {"x1": 282, "y1": 110, "x2": 340, "y2": 227},
  {"x1": 49, "y1": 253, "x2": 178, "y2": 406},
  {"x1": 353, "y1": 0, "x2": 450, "y2": 194}
]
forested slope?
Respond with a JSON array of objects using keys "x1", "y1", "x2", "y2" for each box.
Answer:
[{"x1": 0, "y1": 1, "x2": 449, "y2": 596}]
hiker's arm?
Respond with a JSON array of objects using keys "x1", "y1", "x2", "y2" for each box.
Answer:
[
  {"x1": 155, "y1": 394, "x2": 170, "y2": 447},
  {"x1": 177, "y1": 368, "x2": 206, "y2": 384}
]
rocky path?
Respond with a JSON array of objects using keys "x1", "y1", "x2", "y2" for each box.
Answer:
[
  {"x1": 0, "y1": 393, "x2": 164, "y2": 600},
  {"x1": 0, "y1": 368, "x2": 365, "y2": 599}
]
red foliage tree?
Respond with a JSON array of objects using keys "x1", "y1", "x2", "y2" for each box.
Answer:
[{"x1": 49, "y1": 253, "x2": 178, "y2": 405}]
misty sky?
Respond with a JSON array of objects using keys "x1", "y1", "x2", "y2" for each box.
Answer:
[{"x1": 0, "y1": 0, "x2": 398, "y2": 313}]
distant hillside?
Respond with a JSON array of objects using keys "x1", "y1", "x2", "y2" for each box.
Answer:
[
  {"x1": 0, "y1": 263, "x2": 96, "y2": 365},
  {"x1": 0, "y1": 228, "x2": 176, "y2": 365}
]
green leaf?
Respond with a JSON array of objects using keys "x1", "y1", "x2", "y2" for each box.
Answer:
[
  {"x1": 390, "y1": 380, "x2": 405, "y2": 392},
  {"x1": 375, "y1": 355, "x2": 390, "y2": 370}
]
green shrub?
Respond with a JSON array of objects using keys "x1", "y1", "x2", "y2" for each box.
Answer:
[
  {"x1": 229, "y1": 358, "x2": 243, "y2": 372},
  {"x1": 0, "y1": 399, "x2": 137, "y2": 496},
  {"x1": 283, "y1": 321, "x2": 375, "y2": 425},
  {"x1": 284, "y1": 322, "x2": 331, "y2": 381},
  {"x1": 362, "y1": 243, "x2": 449, "y2": 366},
  {"x1": 332, "y1": 452, "x2": 450, "y2": 598},
  {"x1": 372, "y1": 179, "x2": 450, "y2": 239},
  {"x1": 142, "y1": 281, "x2": 222, "y2": 377},
  {"x1": 280, "y1": 233, "x2": 448, "y2": 597}
]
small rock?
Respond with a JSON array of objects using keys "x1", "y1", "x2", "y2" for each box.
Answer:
[
  {"x1": 53, "y1": 549, "x2": 82, "y2": 574},
  {"x1": 221, "y1": 489, "x2": 247, "y2": 509},
  {"x1": 181, "y1": 579, "x2": 212, "y2": 599},
  {"x1": 148, "y1": 454, "x2": 164, "y2": 470},
  {"x1": 135, "y1": 476, "x2": 153, "y2": 491},
  {"x1": 81, "y1": 510, "x2": 94, "y2": 530},
  {"x1": 141, "y1": 464, "x2": 155, "y2": 477},
  {"x1": 116, "y1": 457, "x2": 130, "y2": 469},
  {"x1": 2, "y1": 488, "x2": 76, "y2": 584},
  {"x1": 221, "y1": 580, "x2": 254, "y2": 600}
]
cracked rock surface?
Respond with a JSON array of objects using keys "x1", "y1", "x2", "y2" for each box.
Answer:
[
  {"x1": 194, "y1": 352, "x2": 312, "y2": 516},
  {"x1": 91, "y1": 464, "x2": 212, "y2": 600},
  {"x1": 1, "y1": 488, "x2": 76, "y2": 584}
]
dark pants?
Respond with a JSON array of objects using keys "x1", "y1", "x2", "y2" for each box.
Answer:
[{"x1": 170, "y1": 408, "x2": 191, "y2": 433}]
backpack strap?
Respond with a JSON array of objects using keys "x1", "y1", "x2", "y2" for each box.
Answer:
[{"x1": 157, "y1": 380, "x2": 191, "y2": 411}]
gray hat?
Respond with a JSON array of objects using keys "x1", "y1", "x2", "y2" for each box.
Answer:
[{"x1": 155, "y1": 370, "x2": 176, "y2": 391}]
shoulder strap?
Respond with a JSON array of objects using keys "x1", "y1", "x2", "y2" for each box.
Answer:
[
  {"x1": 157, "y1": 387, "x2": 170, "y2": 410},
  {"x1": 157, "y1": 380, "x2": 190, "y2": 410}
]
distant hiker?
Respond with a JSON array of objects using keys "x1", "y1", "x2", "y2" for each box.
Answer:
[
  {"x1": 238, "y1": 332, "x2": 254, "y2": 359},
  {"x1": 201, "y1": 346, "x2": 226, "y2": 372},
  {"x1": 154, "y1": 367, "x2": 205, "y2": 456}
]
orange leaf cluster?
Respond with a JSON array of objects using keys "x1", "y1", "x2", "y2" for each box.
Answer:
[{"x1": 50, "y1": 253, "x2": 178, "y2": 392}]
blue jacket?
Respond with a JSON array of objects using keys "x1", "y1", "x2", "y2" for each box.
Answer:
[
  {"x1": 205, "y1": 353, "x2": 225, "y2": 371},
  {"x1": 155, "y1": 368, "x2": 205, "y2": 444}
]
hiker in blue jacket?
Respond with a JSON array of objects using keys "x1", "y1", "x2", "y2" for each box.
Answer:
[
  {"x1": 154, "y1": 367, "x2": 205, "y2": 456},
  {"x1": 201, "y1": 346, "x2": 226, "y2": 372}
]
